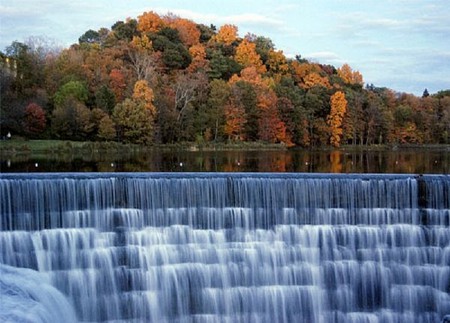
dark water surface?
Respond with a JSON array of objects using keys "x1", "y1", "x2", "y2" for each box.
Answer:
[{"x1": 1, "y1": 148, "x2": 449, "y2": 173}]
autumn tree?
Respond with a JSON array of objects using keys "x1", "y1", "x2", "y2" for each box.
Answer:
[
  {"x1": 164, "y1": 16, "x2": 200, "y2": 47},
  {"x1": 338, "y1": 63, "x2": 363, "y2": 86},
  {"x1": 109, "y1": 69, "x2": 127, "y2": 102},
  {"x1": 113, "y1": 98, "x2": 154, "y2": 144},
  {"x1": 234, "y1": 39, "x2": 266, "y2": 73},
  {"x1": 302, "y1": 72, "x2": 331, "y2": 90},
  {"x1": 257, "y1": 90, "x2": 290, "y2": 144},
  {"x1": 137, "y1": 11, "x2": 164, "y2": 33},
  {"x1": 291, "y1": 62, "x2": 331, "y2": 90},
  {"x1": 328, "y1": 91, "x2": 348, "y2": 147},
  {"x1": 266, "y1": 49, "x2": 289, "y2": 76},
  {"x1": 128, "y1": 35, "x2": 156, "y2": 80},
  {"x1": 217, "y1": 83, "x2": 246, "y2": 142},
  {"x1": 132, "y1": 80, "x2": 156, "y2": 116},
  {"x1": 24, "y1": 102, "x2": 46, "y2": 135},
  {"x1": 187, "y1": 44, "x2": 208, "y2": 73},
  {"x1": 98, "y1": 115, "x2": 116, "y2": 141},
  {"x1": 224, "y1": 100, "x2": 246, "y2": 141},
  {"x1": 213, "y1": 24, "x2": 238, "y2": 45},
  {"x1": 4, "y1": 8, "x2": 447, "y2": 147}
]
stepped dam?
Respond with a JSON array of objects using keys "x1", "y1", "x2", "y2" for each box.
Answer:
[{"x1": 1, "y1": 173, "x2": 449, "y2": 322}]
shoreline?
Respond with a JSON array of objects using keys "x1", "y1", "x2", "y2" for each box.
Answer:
[{"x1": 1, "y1": 139, "x2": 449, "y2": 157}]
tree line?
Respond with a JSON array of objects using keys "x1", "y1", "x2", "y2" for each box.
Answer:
[{"x1": 1, "y1": 11, "x2": 449, "y2": 146}]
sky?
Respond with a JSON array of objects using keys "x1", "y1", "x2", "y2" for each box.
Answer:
[{"x1": 1, "y1": 0, "x2": 449, "y2": 95}]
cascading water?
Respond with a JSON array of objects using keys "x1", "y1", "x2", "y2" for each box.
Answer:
[{"x1": 0, "y1": 173, "x2": 449, "y2": 323}]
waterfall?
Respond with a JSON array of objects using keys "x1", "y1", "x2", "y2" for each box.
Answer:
[{"x1": 1, "y1": 173, "x2": 449, "y2": 323}]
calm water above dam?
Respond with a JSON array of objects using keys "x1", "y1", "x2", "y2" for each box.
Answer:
[
  {"x1": 1, "y1": 148, "x2": 449, "y2": 173},
  {"x1": 1, "y1": 173, "x2": 449, "y2": 322}
]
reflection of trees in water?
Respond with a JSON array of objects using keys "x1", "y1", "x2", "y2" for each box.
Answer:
[
  {"x1": 330, "y1": 151, "x2": 342, "y2": 173},
  {"x1": 2, "y1": 149, "x2": 448, "y2": 173}
]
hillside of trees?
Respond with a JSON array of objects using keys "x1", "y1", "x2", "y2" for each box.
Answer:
[{"x1": 1, "y1": 11, "x2": 449, "y2": 147}]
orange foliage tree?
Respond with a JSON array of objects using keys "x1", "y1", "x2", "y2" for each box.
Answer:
[
  {"x1": 229, "y1": 66, "x2": 272, "y2": 89},
  {"x1": 257, "y1": 90, "x2": 290, "y2": 145},
  {"x1": 132, "y1": 80, "x2": 156, "y2": 116},
  {"x1": 327, "y1": 91, "x2": 348, "y2": 147},
  {"x1": 224, "y1": 100, "x2": 246, "y2": 141},
  {"x1": 109, "y1": 69, "x2": 127, "y2": 102},
  {"x1": 291, "y1": 61, "x2": 312, "y2": 81},
  {"x1": 137, "y1": 11, "x2": 164, "y2": 33},
  {"x1": 291, "y1": 62, "x2": 331, "y2": 89},
  {"x1": 165, "y1": 16, "x2": 200, "y2": 47}
]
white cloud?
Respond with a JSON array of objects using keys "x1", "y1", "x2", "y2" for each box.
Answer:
[
  {"x1": 305, "y1": 51, "x2": 344, "y2": 65},
  {"x1": 152, "y1": 8, "x2": 284, "y2": 29}
]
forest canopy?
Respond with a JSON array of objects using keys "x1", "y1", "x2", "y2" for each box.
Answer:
[{"x1": 1, "y1": 11, "x2": 449, "y2": 146}]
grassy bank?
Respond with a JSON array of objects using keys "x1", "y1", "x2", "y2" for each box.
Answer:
[
  {"x1": 0, "y1": 139, "x2": 147, "y2": 157},
  {"x1": 0, "y1": 139, "x2": 290, "y2": 157},
  {"x1": 1, "y1": 139, "x2": 449, "y2": 158}
]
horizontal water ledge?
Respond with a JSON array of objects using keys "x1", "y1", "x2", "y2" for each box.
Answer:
[{"x1": 1, "y1": 171, "x2": 448, "y2": 180}]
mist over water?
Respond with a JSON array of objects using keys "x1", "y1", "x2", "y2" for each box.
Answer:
[{"x1": 1, "y1": 173, "x2": 449, "y2": 322}]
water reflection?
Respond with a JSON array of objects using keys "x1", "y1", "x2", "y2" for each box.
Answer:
[{"x1": 1, "y1": 149, "x2": 448, "y2": 173}]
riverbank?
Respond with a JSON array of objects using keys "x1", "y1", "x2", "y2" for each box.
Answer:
[{"x1": 0, "y1": 139, "x2": 290, "y2": 157}]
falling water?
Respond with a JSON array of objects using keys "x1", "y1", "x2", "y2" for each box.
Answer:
[{"x1": 0, "y1": 173, "x2": 449, "y2": 323}]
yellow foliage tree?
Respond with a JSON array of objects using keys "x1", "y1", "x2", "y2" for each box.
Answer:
[
  {"x1": 229, "y1": 67, "x2": 272, "y2": 89},
  {"x1": 327, "y1": 91, "x2": 348, "y2": 147},
  {"x1": 235, "y1": 39, "x2": 266, "y2": 73},
  {"x1": 213, "y1": 24, "x2": 238, "y2": 45},
  {"x1": 338, "y1": 63, "x2": 364, "y2": 85},
  {"x1": 187, "y1": 44, "x2": 208, "y2": 72},
  {"x1": 130, "y1": 35, "x2": 152, "y2": 51},
  {"x1": 302, "y1": 72, "x2": 331, "y2": 89},
  {"x1": 267, "y1": 49, "x2": 289, "y2": 75},
  {"x1": 132, "y1": 80, "x2": 156, "y2": 116}
]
